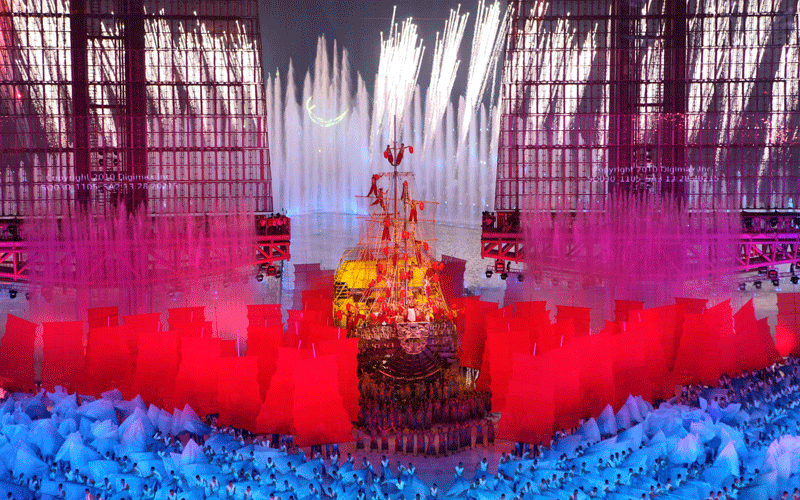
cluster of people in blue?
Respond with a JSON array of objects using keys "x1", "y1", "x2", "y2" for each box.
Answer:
[
  {"x1": 2, "y1": 357, "x2": 800, "y2": 500},
  {"x1": 356, "y1": 376, "x2": 493, "y2": 457}
]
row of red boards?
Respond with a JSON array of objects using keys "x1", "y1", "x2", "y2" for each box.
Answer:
[
  {"x1": 451, "y1": 294, "x2": 800, "y2": 444},
  {"x1": 0, "y1": 304, "x2": 356, "y2": 446},
  {"x1": 3, "y1": 293, "x2": 800, "y2": 445}
]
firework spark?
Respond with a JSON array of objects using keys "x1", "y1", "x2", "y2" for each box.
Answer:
[{"x1": 423, "y1": 5, "x2": 469, "y2": 150}]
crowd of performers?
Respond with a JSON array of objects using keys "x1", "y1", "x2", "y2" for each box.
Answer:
[
  {"x1": 355, "y1": 373, "x2": 494, "y2": 457},
  {"x1": 3, "y1": 357, "x2": 800, "y2": 500}
]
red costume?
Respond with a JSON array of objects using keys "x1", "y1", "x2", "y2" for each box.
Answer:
[
  {"x1": 371, "y1": 188, "x2": 386, "y2": 211},
  {"x1": 368, "y1": 174, "x2": 380, "y2": 197},
  {"x1": 382, "y1": 215, "x2": 391, "y2": 241},
  {"x1": 408, "y1": 200, "x2": 418, "y2": 223}
]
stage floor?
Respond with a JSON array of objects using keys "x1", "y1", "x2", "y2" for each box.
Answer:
[{"x1": 331, "y1": 437, "x2": 516, "y2": 492}]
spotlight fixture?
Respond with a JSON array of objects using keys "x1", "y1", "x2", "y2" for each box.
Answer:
[
  {"x1": 769, "y1": 217, "x2": 779, "y2": 228},
  {"x1": 9, "y1": 289, "x2": 16, "y2": 299},
  {"x1": 791, "y1": 276, "x2": 799, "y2": 285},
  {"x1": 256, "y1": 274, "x2": 264, "y2": 282},
  {"x1": 274, "y1": 268, "x2": 282, "y2": 279},
  {"x1": 767, "y1": 269, "x2": 779, "y2": 280},
  {"x1": 24, "y1": 292, "x2": 30, "y2": 300},
  {"x1": 738, "y1": 283, "x2": 746, "y2": 291},
  {"x1": 754, "y1": 281, "x2": 762, "y2": 289},
  {"x1": 485, "y1": 270, "x2": 493, "y2": 278},
  {"x1": 772, "y1": 279, "x2": 780, "y2": 287},
  {"x1": 500, "y1": 272, "x2": 508, "y2": 281},
  {"x1": 265, "y1": 265, "x2": 277, "y2": 277},
  {"x1": 517, "y1": 274, "x2": 524, "y2": 282}
]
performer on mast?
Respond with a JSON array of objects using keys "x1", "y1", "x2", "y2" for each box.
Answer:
[
  {"x1": 408, "y1": 199, "x2": 418, "y2": 223},
  {"x1": 371, "y1": 188, "x2": 386, "y2": 212},
  {"x1": 368, "y1": 174, "x2": 380, "y2": 197}
]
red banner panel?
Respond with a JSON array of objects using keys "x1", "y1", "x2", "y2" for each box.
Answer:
[
  {"x1": 172, "y1": 321, "x2": 213, "y2": 339},
  {"x1": 556, "y1": 306, "x2": 591, "y2": 337},
  {"x1": 571, "y1": 333, "x2": 615, "y2": 418},
  {"x1": 671, "y1": 313, "x2": 721, "y2": 387},
  {"x1": 315, "y1": 338, "x2": 360, "y2": 422},
  {"x1": 488, "y1": 329, "x2": 532, "y2": 411},
  {"x1": 247, "y1": 304, "x2": 283, "y2": 328},
  {"x1": 87, "y1": 307, "x2": 119, "y2": 329},
  {"x1": 633, "y1": 304, "x2": 684, "y2": 371},
  {"x1": 734, "y1": 301, "x2": 778, "y2": 372},
  {"x1": 498, "y1": 353, "x2": 554, "y2": 444},
  {"x1": 81, "y1": 325, "x2": 134, "y2": 396},
  {"x1": 776, "y1": 314, "x2": 800, "y2": 357},
  {"x1": 542, "y1": 346, "x2": 582, "y2": 430},
  {"x1": 132, "y1": 331, "x2": 180, "y2": 408},
  {"x1": 173, "y1": 338, "x2": 222, "y2": 416},
  {"x1": 704, "y1": 300, "x2": 738, "y2": 377},
  {"x1": 458, "y1": 299, "x2": 496, "y2": 369},
  {"x1": 256, "y1": 348, "x2": 312, "y2": 434},
  {"x1": 168, "y1": 307, "x2": 205, "y2": 328},
  {"x1": 123, "y1": 313, "x2": 162, "y2": 333},
  {"x1": 775, "y1": 321, "x2": 796, "y2": 358},
  {"x1": 122, "y1": 313, "x2": 161, "y2": 361},
  {"x1": 611, "y1": 323, "x2": 660, "y2": 406},
  {"x1": 287, "y1": 310, "x2": 323, "y2": 348},
  {"x1": 217, "y1": 356, "x2": 262, "y2": 430},
  {"x1": 292, "y1": 355, "x2": 354, "y2": 447},
  {"x1": 0, "y1": 315, "x2": 37, "y2": 391},
  {"x1": 303, "y1": 323, "x2": 342, "y2": 347},
  {"x1": 514, "y1": 301, "x2": 547, "y2": 317},
  {"x1": 776, "y1": 293, "x2": 800, "y2": 315},
  {"x1": 246, "y1": 325, "x2": 283, "y2": 398},
  {"x1": 614, "y1": 300, "x2": 644, "y2": 322},
  {"x1": 41, "y1": 321, "x2": 84, "y2": 392},
  {"x1": 674, "y1": 297, "x2": 708, "y2": 314}
]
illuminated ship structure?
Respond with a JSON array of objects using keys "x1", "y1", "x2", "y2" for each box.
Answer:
[{"x1": 333, "y1": 142, "x2": 457, "y2": 381}]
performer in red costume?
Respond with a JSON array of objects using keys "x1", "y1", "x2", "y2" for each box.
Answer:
[
  {"x1": 371, "y1": 188, "x2": 386, "y2": 211},
  {"x1": 368, "y1": 174, "x2": 380, "y2": 197},
  {"x1": 382, "y1": 215, "x2": 391, "y2": 241},
  {"x1": 408, "y1": 199, "x2": 418, "y2": 223}
]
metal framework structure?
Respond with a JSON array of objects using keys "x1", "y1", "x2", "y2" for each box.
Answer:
[
  {"x1": 483, "y1": 0, "x2": 800, "y2": 274},
  {"x1": 0, "y1": 0, "x2": 289, "y2": 285}
]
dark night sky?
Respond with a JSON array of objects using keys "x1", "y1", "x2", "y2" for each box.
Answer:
[{"x1": 258, "y1": 0, "x2": 489, "y2": 95}]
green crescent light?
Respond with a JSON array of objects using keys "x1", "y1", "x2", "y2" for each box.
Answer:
[{"x1": 305, "y1": 96, "x2": 349, "y2": 128}]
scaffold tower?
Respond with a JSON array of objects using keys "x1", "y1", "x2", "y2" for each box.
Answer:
[
  {"x1": 482, "y1": 0, "x2": 800, "y2": 276},
  {"x1": 0, "y1": 0, "x2": 290, "y2": 284}
]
